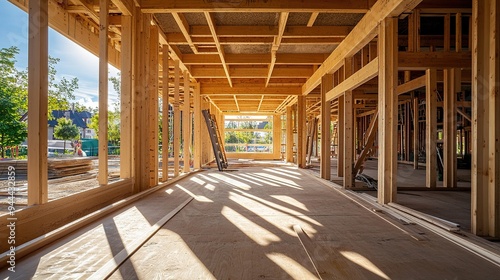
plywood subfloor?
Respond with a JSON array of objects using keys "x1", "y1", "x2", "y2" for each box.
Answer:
[{"x1": 2, "y1": 166, "x2": 500, "y2": 279}]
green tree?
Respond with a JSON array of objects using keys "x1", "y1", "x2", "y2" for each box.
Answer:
[
  {"x1": 0, "y1": 47, "x2": 27, "y2": 158},
  {"x1": 88, "y1": 111, "x2": 121, "y2": 146},
  {"x1": 53, "y1": 117, "x2": 80, "y2": 153}
]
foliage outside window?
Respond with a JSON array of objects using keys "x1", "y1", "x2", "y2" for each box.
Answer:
[{"x1": 224, "y1": 115, "x2": 273, "y2": 153}]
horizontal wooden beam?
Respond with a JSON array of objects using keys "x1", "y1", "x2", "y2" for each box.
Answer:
[
  {"x1": 141, "y1": 0, "x2": 370, "y2": 13},
  {"x1": 326, "y1": 58, "x2": 379, "y2": 101},
  {"x1": 182, "y1": 53, "x2": 327, "y2": 65},
  {"x1": 189, "y1": 25, "x2": 351, "y2": 38},
  {"x1": 166, "y1": 33, "x2": 344, "y2": 45},
  {"x1": 396, "y1": 74, "x2": 426, "y2": 95},
  {"x1": 190, "y1": 66, "x2": 314, "y2": 78},
  {"x1": 302, "y1": 0, "x2": 422, "y2": 95},
  {"x1": 200, "y1": 84, "x2": 302, "y2": 95},
  {"x1": 398, "y1": 51, "x2": 471, "y2": 70}
]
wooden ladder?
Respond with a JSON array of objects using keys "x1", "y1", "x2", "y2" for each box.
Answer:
[{"x1": 202, "y1": 110, "x2": 228, "y2": 171}]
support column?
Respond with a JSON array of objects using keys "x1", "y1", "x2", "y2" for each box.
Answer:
[
  {"x1": 378, "y1": 17, "x2": 398, "y2": 204},
  {"x1": 27, "y1": 0, "x2": 48, "y2": 205},
  {"x1": 161, "y1": 46, "x2": 169, "y2": 181},
  {"x1": 337, "y1": 95, "x2": 344, "y2": 177},
  {"x1": 120, "y1": 15, "x2": 133, "y2": 180},
  {"x1": 148, "y1": 25, "x2": 159, "y2": 187},
  {"x1": 194, "y1": 83, "x2": 202, "y2": 169},
  {"x1": 472, "y1": 0, "x2": 500, "y2": 237},
  {"x1": 443, "y1": 68, "x2": 459, "y2": 188},
  {"x1": 344, "y1": 57, "x2": 354, "y2": 188},
  {"x1": 413, "y1": 94, "x2": 419, "y2": 169},
  {"x1": 183, "y1": 70, "x2": 191, "y2": 173},
  {"x1": 286, "y1": 106, "x2": 294, "y2": 163},
  {"x1": 425, "y1": 68, "x2": 437, "y2": 188},
  {"x1": 297, "y1": 96, "x2": 307, "y2": 168},
  {"x1": 320, "y1": 75, "x2": 333, "y2": 180},
  {"x1": 173, "y1": 60, "x2": 181, "y2": 177},
  {"x1": 98, "y1": 0, "x2": 109, "y2": 186}
]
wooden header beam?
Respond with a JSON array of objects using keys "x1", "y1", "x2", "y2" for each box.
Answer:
[{"x1": 200, "y1": 84, "x2": 302, "y2": 95}]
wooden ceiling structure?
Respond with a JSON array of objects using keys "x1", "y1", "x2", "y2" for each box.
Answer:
[{"x1": 10, "y1": 0, "x2": 471, "y2": 115}]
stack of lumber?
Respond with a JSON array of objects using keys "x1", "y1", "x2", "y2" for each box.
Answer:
[
  {"x1": 0, "y1": 158, "x2": 93, "y2": 179},
  {"x1": 48, "y1": 158, "x2": 93, "y2": 178}
]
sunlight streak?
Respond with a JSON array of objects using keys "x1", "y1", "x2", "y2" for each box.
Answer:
[
  {"x1": 221, "y1": 206, "x2": 281, "y2": 246},
  {"x1": 176, "y1": 184, "x2": 213, "y2": 202},
  {"x1": 271, "y1": 195, "x2": 308, "y2": 211},
  {"x1": 207, "y1": 173, "x2": 251, "y2": 190},
  {"x1": 265, "y1": 168, "x2": 301, "y2": 179},
  {"x1": 267, "y1": 253, "x2": 319, "y2": 279},
  {"x1": 190, "y1": 177, "x2": 206, "y2": 185},
  {"x1": 340, "y1": 251, "x2": 390, "y2": 280}
]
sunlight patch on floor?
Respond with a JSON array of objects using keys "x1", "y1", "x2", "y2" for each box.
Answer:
[
  {"x1": 221, "y1": 206, "x2": 281, "y2": 246},
  {"x1": 340, "y1": 251, "x2": 390, "y2": 280}
]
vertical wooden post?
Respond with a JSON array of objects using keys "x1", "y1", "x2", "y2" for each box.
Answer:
[
  {"x1": 378, "y1": 17, "x2": 398, "y2": 204},
  {"x1": 194, "y1": 83, "x2": 202, "y2": 169},
  {"x1": 98, "y1": 0, "x2": 109, "y2": 186},
  {"x1": 120, "y1": 15, "x2": 133, "y2": 180},
  {"x1": 173, "y1": 60, "x2": 181, "y2": 176},
  {"x1": 344, "y1": 57, "x2": 354, "y2": 188},
  {"x1": 148, "y1": 25, "x2": 159, "y2": 187},
  {"x1": 161, "y1": 46, "x2": 169, "y2": 181},
  {"x1": 297, "y1": 96, "x2": 307, "y2": 168},
  {"x1": 133, "y1": 9, "x2": 143, "y2": 192},
  {"x1": 472, "y1": 0, "x2": 500, "y2": 237},
  {"x1": 273, "y1": 114, "x2": 281, "y2": 159},
  {"x1": 444, "y1": 14, "x2": 451, "y2": 52},
  {"x1": 425, "y1": 68, "x2": 437, "y2": 188},
  {"x1": 27, "y1": 0, "x2": 48, "y2": 205},
  {"x1": 183, "y1": 70, "x2": 191, "y2": 173},
  {"x1": 443, "y1": 68, "x2": 458, "y2": 188},
  {"x1": 337, "y1": 95, "x2": 344, "y2": 177},
  {"x1": 456, "y1": 13, "x2": 462, "y2": 52},
  {"x1": 413, "y1": 93, "x2": 419, "y2": 169},
  {"x1": 488, "y1": 0, "x2": 500, "y2": 237},
  {"x1": 286, "y1": 106, "x2": 294, "y2": 162},
  {"x1": 320, "y1": 75, "x2": 333, "y2": 180}
]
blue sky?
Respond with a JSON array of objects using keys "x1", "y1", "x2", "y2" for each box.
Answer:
[{"x1": 0, "y1": 1, "x2": 120, "y2": 110}]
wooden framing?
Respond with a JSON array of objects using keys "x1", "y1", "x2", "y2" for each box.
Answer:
[
  {"x1": 120, "y1": 15, "x2": 133, "y2": 180},
  {"x1": 194, "y1": 83, "x2": 202, "y2": 169},
  {"x1": 98, "y1": 0, "x2": 109, "y2": 186},
  {"x1": 173, "y1": 60, "x2": 181, "y2": 177},
  {"x1": 343, "y1": 57, "x2": 354, "y2": 188},
  {"x1": 148, "y1": 25, "x2": 159, "y2": 187},
  {"x1": 337, "y1": 95, "x2": 344, "y2": 177},
  {"x1": 297, "y1": 96, "x2": 307, "y2": 168},
  {"x1": 286, "y1": 106, "x2": 294, "y2": 163},
  {"x1": 320, "y1": 75, "x2": 333, "y2": 180},
  {"x1": 378, "y1": 17, "x2": 398, "y2": 204},
  {"x1": 472, "y1": 0, "x2": 500, "y2": 237},
  {"x1": 161, "y1": 46, "x2": 169, "y2": 181},
  {"x1": 27, "y1": 0, "x2": 49, "y2": 205},
  {"x1": 443, "y1": 68, "x2": 459, "y2": 188},
  {"x1": 302, "y1": 0, "x2": 422, "y2": 95},
  {"x1": 183, "y1": 70, "x2": 191, "y2": 173},
  {"x1": 425, "y1": 68, "x2": 437, "y2": 188}
]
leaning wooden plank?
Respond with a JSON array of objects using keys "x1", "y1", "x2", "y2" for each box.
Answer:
[
  {"x1": 353, "y1": 109, "x2": 378, "y2": 175},
  {"x1": 89, "y1": 197, "x2": 194, "y2": 279}
]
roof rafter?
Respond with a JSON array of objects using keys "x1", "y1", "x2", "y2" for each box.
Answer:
[
  {"x1": 266, "y1": 12, "x2": 289, "y2": 87},
  {"x1": 171, "y1": 12, "x2": 199, "y2": 54},
  {"x1": 204, "y1": 12, "x2": 233, "y2": 87}
]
